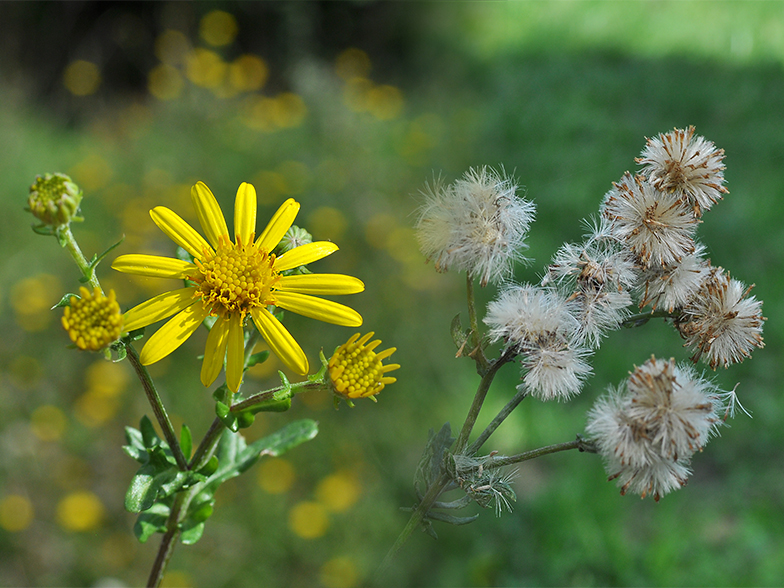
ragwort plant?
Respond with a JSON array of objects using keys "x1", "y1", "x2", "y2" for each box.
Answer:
[
  {"x1": 27, "y1": 175, "x2": 399, "y2": 588},
  {"x1": 378, "y1": 128, "x2": 765, "y2": 575}
]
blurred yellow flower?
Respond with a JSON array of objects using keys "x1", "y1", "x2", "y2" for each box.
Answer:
[
  {"x1": 0, "y1": 495, "x2": 34, "y2": 532},
  {"x1": 61, "y1": 287, "x2": 123, "y2": 351},
  {"x1": 30, "y1": 405, "x2": 67, "y2": 442},
  {"x1": 316, "y1": 471, "x2": 361, "y2": 512},
  {"x1": 148, "y1": 64, "x2": 184, "y2": 100},
  {"x1": 112, "y1": 182, "x2": 364, "y2": 392},
  {"x1": 57, "y1": 491, "x2": 105, "y2": 532},
  {"x1": 63, "y1": 60, "x2": 101, "y2": 96},
  {"x1": 328, "y1": 332, "x2": 399, "y2": 402},
  {"x1": 288, "y1": 501, "x2": 329, "y2": 539},
  {"x1": 257, "y1": 458, "x2": 295, "y2": 494},
  {"x1": 320, "y1": 556, "x2": 359, "y2": 588},
  {"x1": 186, "y1": 48, "x2": 226, "y2": 88},
  {"x1": 229, "y1": 54, "x2": 268, "y2": 92},
  {"x1": 200, "y1": 10, "x2": 238, "y2": 47}
]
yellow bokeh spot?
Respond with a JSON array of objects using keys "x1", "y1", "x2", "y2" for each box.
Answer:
[
  {"x1": 10, "y1": 274, "x2": 61, "y2": 332},
  {"x1": 251, "y1": 170, "x2": 288, "y2": 204},
  {"x1": 289, "y1": 501, "x2": 329, "y2": 539},
  {"x1": 320, "y1": 556, "x2": 359, "y2": 588},
  {"x1": 74, "y1": 388, "x2": 121, "y2": 427},
  {"x1": 272, "y1": 93, "x2": 308, "y2": 128},
  {"x1": 307, "y1": 207, "x2": 348, "y2": 241},
  {"x1": 186, "y1": 48, "x2": 226, "y2": 88},
  {"x1": 155, "y1": 30, "x2": 190, "y2": 66},
  {"x1": 335, "y1": 48, "x2": 371, "y2": 80},
  {"x1": 63, "y1": 60, "x2": 101, "y2": 96},
  {"x1": 70, "y1": 153, "x2": 113, "y2": 192},
  {"x1": 367, "y1": 85, "x2": 404, "y2": 120},
  {"x1": 0, "y1": 495, "x2": 34, "y2": 532},
  {"x1": 316, "y1": 471, "x2": 361, "y2": 513},
  {"x1": 31, "y1": 405, "x2": 67, "y2": 442},
  {"x1": 161, "y1": 570, "x2": 194, "y2": 588},
  {"x1": 86, "y1": 359, "x2": 128, "y2": 397},
  {"x1": 257, "y1": 458, "x2": 295, "y2": 494},
  {"x1": 364, "y1": 213, "x2": 398, "y2": 249},
  {"x1": 229, "y1": 54, "x2": 268, "y2": 92},
  {"x1": 200, "y1": 10, "x2": 238, "y2": 47},
  {"x1": 148, "y1": 64, "x2": 184, "y2": 100},
  {"x1": 343, "y1": 77, "x2": 373, "y2": 112},
  {"x1": 56, "y1": 491, "x2": 105, "y2": 532}
]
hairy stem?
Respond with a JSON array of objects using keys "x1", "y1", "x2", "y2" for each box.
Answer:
[
  {"x1": 484, "y1": 436, "x2": 598, "y2": 470},
  {"x1": 125, "y1": 342, "x2": 189, "y2": 471},
  {"x1": 57, "y1": 225, "x2": 101, "y2": 290},
  {"x1": 465, "y1": 275, "x2": 490, "y2": 374}
]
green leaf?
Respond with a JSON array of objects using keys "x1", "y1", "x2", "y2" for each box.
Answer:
[
  {"x1": 243, "y1": 419, "x2": 319, "y2": 461},
  {"x1": 91, "y1": 235, "x2": 125, "y2": 270},
  {"x1": 124, "y1": 426, "x2": 147, "y2": 463},
  {"x1": 246, "y1": 350, "x2": 270, "y2": 368},
  {"x1": 133, "y1": 503, "x2": 170, "y2": 543},
  {"x1": 125, "y1": 464, "x2": 161, "y2": 513},
  {"x1": 215, "y1": 401, "x2": 238, "y2": 432},
  {"x1": 197, "y1": 455, "x2": 219, "y2": 477},
  {"x1": 180, "y1": 521, "x2": 205, "y2": 545},
  {"x1": 139, "y1": 416, "x2": 161, "y2": 449},
  {"x1": 51, "y1": 292, "x2": 79, "y2": 310},
  {"x1": 180, "y1": 425, "x2": 193, "y2": 461}
]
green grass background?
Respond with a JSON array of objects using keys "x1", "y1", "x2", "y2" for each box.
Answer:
[{"x1": 1, "y1": 2, "x2": 782, "y2": 587}]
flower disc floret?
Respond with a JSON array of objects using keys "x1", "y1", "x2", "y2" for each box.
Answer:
[
  {"x1": 61, "y1": 287, "x2": 123, "y2": 351},
  {"x1": 328, "y1": 332, "x2": 399, "y2": 402},
  {"x1": 193, "y1": 234, "x2": 278, "y2": 318}
]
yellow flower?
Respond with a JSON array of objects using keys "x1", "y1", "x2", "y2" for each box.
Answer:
[
  {"x1": 61, "y1": 287, "x2": 123, "y2": 351},
  {"x1": 328, "y1": 332, "x2": 399, "y2": 402},
  {"x1": 112, "y1": 182, "x2": 364, "y2": 392}
]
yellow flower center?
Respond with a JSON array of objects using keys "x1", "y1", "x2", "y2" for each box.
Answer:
[
  {"x1": 328, "y1": 332, "x2": 398, "y2": 401},
  {"x1": 61, "y1": 287, "x2": 123, "y2": 351},
  {"x1": 193, "y1": 234, "x2": 279, "y2": 319}
]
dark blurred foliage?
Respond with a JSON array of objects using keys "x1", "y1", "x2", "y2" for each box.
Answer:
[{"x1": 0, "y1": 1, "x2": 424, "y2": 114}]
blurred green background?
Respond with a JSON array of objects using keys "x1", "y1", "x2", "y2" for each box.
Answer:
[{"x1": 1, "y1": 2, "x2": 782, "y2": 587}]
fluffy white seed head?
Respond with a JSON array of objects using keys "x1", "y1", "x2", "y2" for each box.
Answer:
[
  {"x1": 415, "y1": 167, "x2": 536, "y2": 286},
  {"x1": 485, "y1": 284, "x2": 591, "y2": 401},
  {"x1": 543, "y1": 220, "x2": 638, "y2": 348},
  {"x1": 602, "y1": 172, "x2": 699, "y2": 269},
  {"x1": 677, "y1": 267, "x2": 765, "y2": 369},
  {"x1": 636, "y1": 126, "x2": 728, "y2": 216},
  {"x1": 637, "y1": 243, "x2": 711, "y2": 312},
  {"x1": 586, "y1": 356, "x2": 723, "y2": 500}
]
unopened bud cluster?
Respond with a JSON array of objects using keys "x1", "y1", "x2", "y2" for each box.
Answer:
[{"x1": 28, "y1": 173, "x2": 83, "y2": 227}]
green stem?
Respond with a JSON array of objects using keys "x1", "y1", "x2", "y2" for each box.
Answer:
[
  {"x1": 484, "y1": 436, "x2": 598, "y2": 470},
  {"x1": 466, "y1": 384, "x2": 528, "y2": 456},
  {"x1": 146, "y1": 491, "x2": 189, "y2": 588},
  {"x1": 453, "y1": 347, "x2": 514, "y2": 455},
  {"x1": 465, "y1": 275, "x2": 490, "y2": 374},
  {"x1": 125, "y1": 341, "x2": 189, "y2": 471},
  {"x1": 56, "y1": 225, "x2": 101, "y2": 291},
  {"x1": 622, "y1": 308, "x2": 677, "y2": 328},
  {"x1": 375, "y1": 472, "x2": 450, "y2": 582}
]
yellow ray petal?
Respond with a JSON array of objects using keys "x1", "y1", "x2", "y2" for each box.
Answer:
[
  {"x1": 123, "y1": 287, "x2": 198, "y2": 331},
  {"x1": 200, "y1": 316, "x2": 230, "y2": 387},
  {"x1": 273, "y1": 291, "x2": 363, "y2": 327},
  {"x1": 112, "y1": 254, "x2": 196, "y2": 279},
  {"x1": 276, "y1": 273, "x2": 365, "y2": 295},
  {"x1": 191, "y1": 181, "x2": 229, "y2": 249},
  {"x1": 274, "y1": 241, "x2": 338, "y2": 272},
  {"x1": 139, "y1": 303, "x2": 211, "y2": 365},
  {"x1": 234, "y1": 182, "x2": 257, "y2": 247},
  {"x1": 226, "y1": 312, "x2": 245, "y2": 392},
  {"x1": 255, "y1": 198, "x2": 299, "y2": 252},
  {"x1": 250, "y1": 307, "x2": 308, "y2": 375},
  {"x1": 150, "y1": 207, "x2": 213, "y2": 260}
]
